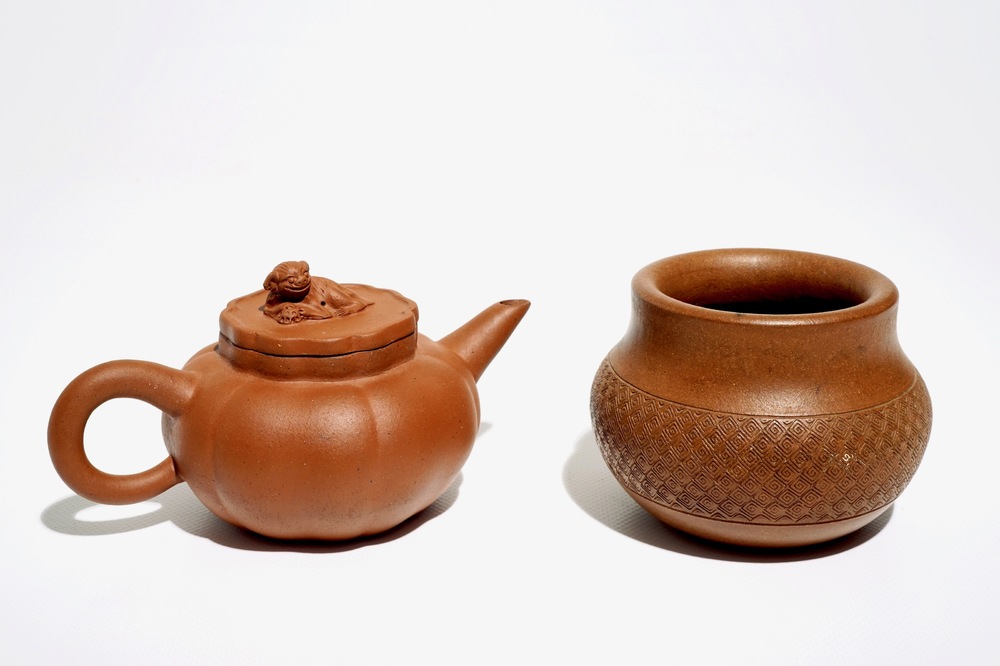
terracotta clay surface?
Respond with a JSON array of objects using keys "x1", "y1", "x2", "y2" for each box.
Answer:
[
  {"x1": 48, "y1": 261, "x2": 529, "y2": 540},
  {"x1": 590, "y1": 248, "x2": 932, "y2": 547}
]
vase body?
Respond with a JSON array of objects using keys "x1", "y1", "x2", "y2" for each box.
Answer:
[{"x1": 590, "y1": 249, "x2": 932, "y2": 547}]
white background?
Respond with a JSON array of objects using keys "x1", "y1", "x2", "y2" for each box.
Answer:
[{"x1": 2, "y1": 2, "x2": 998, "y2": 664}]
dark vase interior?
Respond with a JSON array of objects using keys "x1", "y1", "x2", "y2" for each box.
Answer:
[{"x1": 697, "y1": 295, "x2": 860, "y2": 315}]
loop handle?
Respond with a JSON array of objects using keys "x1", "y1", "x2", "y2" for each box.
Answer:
[{"x1": 48, "y1": 360, "x2": 196, "y2": 504}]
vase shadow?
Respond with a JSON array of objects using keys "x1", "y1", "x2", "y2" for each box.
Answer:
[
  {"x1": 41, "y1": 473, "x2": 463, "y2": 553},
  {"x1": 563, "y1": 430, "x2": 892, "y2": 563}
]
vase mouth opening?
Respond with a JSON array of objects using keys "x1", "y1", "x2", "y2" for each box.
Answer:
[
  {"x1": 693, "y1": 293, "x2": 862, "y2": 315},
  {"x1": 635, "y1": 249, "x2": 898, "y2": 324}
]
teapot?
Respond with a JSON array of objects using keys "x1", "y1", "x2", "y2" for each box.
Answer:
[{"x1": 48, "y1": 261, "x2": 530, "y2": 540}]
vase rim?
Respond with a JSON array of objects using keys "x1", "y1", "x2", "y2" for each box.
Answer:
[{"x1": 633, "y1": 248, "x2": 898, "y2": 326}]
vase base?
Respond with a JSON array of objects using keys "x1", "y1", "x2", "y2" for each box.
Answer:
[{"x1": 626, "y1": 489, "x2": 891, "y2": 548}]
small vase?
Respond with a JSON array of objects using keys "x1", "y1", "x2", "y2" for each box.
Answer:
[{"x1": 590, "y1": 248, "x2": 932, "y2": 548}]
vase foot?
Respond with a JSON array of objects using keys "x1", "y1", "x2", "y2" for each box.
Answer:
[{"x1": 627, "y1": 489, "x2": 892, "y2": 548}]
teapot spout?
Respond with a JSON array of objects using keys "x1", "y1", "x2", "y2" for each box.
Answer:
[{"x1": 438, "y1": 299, "x2": 530, "y2": 382}]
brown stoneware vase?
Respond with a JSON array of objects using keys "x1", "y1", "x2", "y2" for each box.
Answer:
[
  {"x1": 49, "y1": 261, "x2": 529, "y2": 540},
  {"x1": 590, "y1": 249, "x2": 932, "y2": 548}
]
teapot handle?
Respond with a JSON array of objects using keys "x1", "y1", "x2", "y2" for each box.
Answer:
[{"x1": 48, "y1": 360, "x2": 197, "y2": 505}]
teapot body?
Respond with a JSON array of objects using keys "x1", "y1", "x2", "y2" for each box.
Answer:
[{"x1": 167, "y1": 337, "x2": 479, "y2": 540}]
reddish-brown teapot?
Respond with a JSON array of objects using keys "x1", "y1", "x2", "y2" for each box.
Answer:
[
  {"x1": 591, "y1": 249, "x2": 932, "y2": 548},
  {"x1": 49, "y1": 261, "x2": 530, "y2": 540}
]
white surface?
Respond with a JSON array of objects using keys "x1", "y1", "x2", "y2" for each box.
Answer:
[{"x1": 2, "y1": 2, "x2": 998, "y2": 664}]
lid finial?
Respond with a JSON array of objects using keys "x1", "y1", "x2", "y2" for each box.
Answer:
[{"x1": 262, "y1": 261, "x2": 372, "y2": 325}]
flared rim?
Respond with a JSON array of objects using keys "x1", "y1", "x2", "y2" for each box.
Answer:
[{"x1": 632, "y1": 248, "x2": 899, "y2": 326}]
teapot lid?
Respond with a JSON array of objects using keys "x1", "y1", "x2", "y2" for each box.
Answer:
[{"x1": 219, "y1": 261, "x2": 418, "y2": 357}]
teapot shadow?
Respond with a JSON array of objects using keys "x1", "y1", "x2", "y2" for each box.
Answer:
[
  {"x1": 41, "y1": 473, "x2": 464, "y2": 553},
  {"x1": 563, "y1": 431, "x2": 892, "y2": 563}
]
